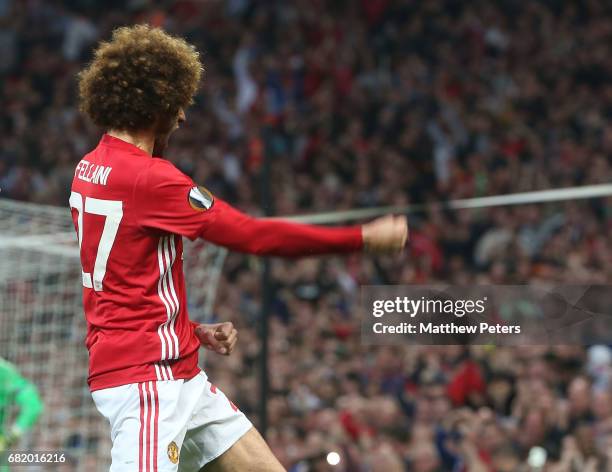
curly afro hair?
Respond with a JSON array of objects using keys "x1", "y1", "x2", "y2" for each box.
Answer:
[{"x1": 78, "y1": 25, "x2": 202, "y2": 131}]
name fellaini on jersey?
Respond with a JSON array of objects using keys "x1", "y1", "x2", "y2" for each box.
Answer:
[{"x1": 75, "y1": 160, "x2": 113, "y2": 186}]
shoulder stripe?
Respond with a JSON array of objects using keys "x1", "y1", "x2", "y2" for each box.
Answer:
[
  {"x1": 160, "y1": 237, "x2": 175, "y2": 359},
  {"x1": 166, "y1": 236, "x2": 180, "y2": 359},
  {"x1": 157, "y1": 238, "x2": 172, "y2": 360},
  {"x1": 156, "y1": 237, "x2": 175, "y2": 379}
]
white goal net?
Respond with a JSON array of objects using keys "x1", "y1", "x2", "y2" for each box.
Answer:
[{"x1": 0, "y1": 199, "x2": 227, "y2": 471}]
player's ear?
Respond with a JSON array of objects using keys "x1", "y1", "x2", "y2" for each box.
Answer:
[{"x1": 188, "y1": 185, "x2": 214, "y2": 211}]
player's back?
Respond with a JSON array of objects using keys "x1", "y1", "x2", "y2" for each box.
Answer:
[{"x1": 70, "y1": 134, "x2": 201, "y2": 391}]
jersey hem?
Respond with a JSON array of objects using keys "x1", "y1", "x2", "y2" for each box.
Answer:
[{"x1": 88, "y1": 365, "x2": 201, "y2": 392}]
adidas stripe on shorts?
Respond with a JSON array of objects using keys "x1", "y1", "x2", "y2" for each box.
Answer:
[{"x1": 92, "y1": 371, "x2": 252, "y2": 471}]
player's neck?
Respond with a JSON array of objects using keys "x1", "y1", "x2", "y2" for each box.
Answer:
[{"x1": 107, "y1": 129, "x2": 155, "y2": 155}]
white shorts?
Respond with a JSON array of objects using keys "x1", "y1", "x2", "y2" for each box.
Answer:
[{"x1": 92, "y1": 371, "x2": 252, "y2": 471}]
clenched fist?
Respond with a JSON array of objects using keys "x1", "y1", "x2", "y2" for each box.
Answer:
[
  {"x1": 361, "y1": 215, "x2": 408, "y2": 254},
  {"x1": 194, "y1": 322, "x2": 238, "y2": 355}
]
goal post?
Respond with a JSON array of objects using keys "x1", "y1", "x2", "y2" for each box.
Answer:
[{"x1": 0, "y1": 199, "x2": 227, "y2": 471}]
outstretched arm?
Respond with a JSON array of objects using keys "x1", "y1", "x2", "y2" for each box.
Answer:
[
  {"x1": 199, "y1": 199, "x2": 364, "y2": 257},
  {"x1": 138, "y1": 160, "x2": 408, "y2": 255},
  {"x1": 200, "y1": 200, "x2": 408, "y2": 256}
]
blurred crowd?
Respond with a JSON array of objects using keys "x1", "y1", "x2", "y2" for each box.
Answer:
[{"x1": 1, "y1": 0, "x2": 611, "y2": 470}]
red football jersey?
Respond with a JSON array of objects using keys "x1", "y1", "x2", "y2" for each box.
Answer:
[{"x1": 71, "y1": 134, "x2": 362, "y2": 391}]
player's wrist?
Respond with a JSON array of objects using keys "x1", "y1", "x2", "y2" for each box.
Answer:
[{"x1": 361, "y1": 224, "x2": 372, "y2": 252}]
